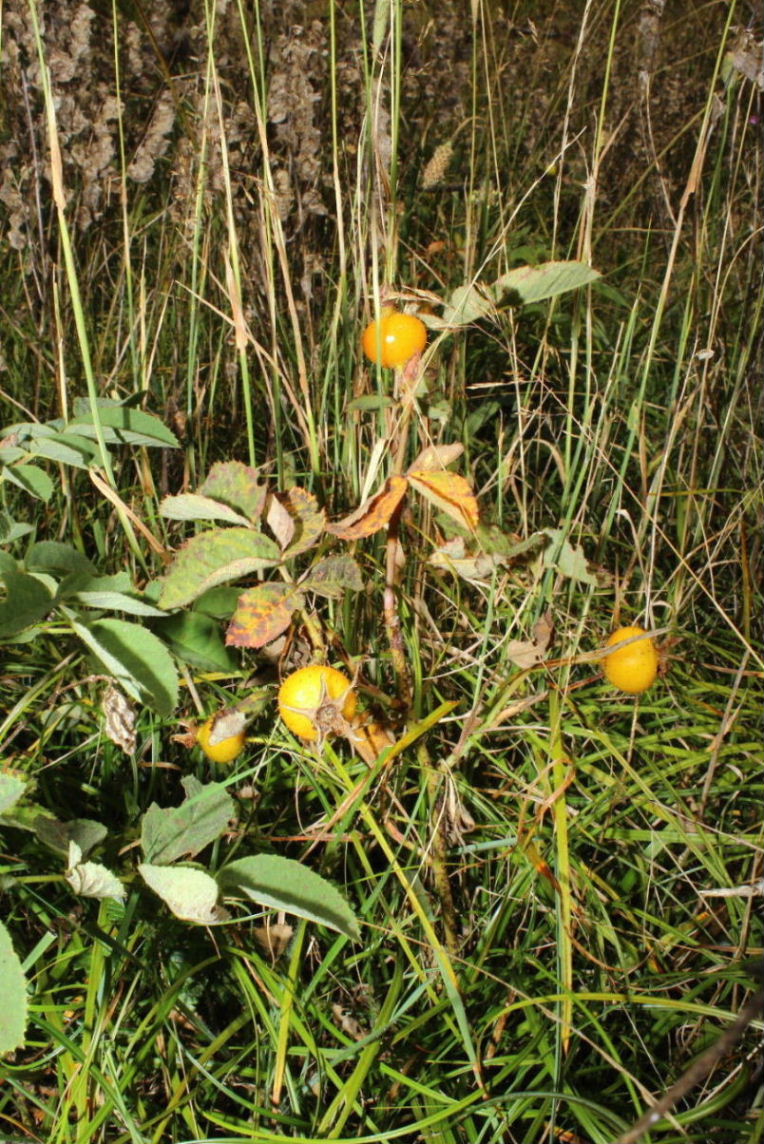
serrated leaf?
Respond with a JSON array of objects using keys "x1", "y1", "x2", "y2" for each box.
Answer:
[
  {"x1": 0, "y1": 570, "x2": 53, "y2": 639},
  {"x1": 0, "y1": 919, "x2": 27, "y2": 1053},
  {"x1": 218, "y1": 855, "x2": 360, "y2": 940},
  {"x1": 2, "y1": 463, "x2": 54, "y2": 502},
  {"x1": 141, "y1": 777, "x2": 235, "y2": 865},
  {"x1": 67, "y1": 406, "x2": 179, "y2": 448},
  {"x1": 540, "y1": 528, "x2": 599, "y2": 586},
  {"x1": 159, "y1": 494, "x2": 253, "y2": 527},
  {"x1": 34, "y1": 816, "x2": 107, "y2": 858},
  {"x1": 0, "y1": 771, "x2": 26, "y2": 815},
  {"x1": 199, "y1": 461, "x2": 267, "y2": 522},
  {"x1": 26, "y1": 541, "x2": 97, "y2": 576},
  {"x1": 158, "y1": 528, "x2": 281, "y2": 610},
  {"x1": 226, "y1": 583, "x2": 305, "y2": 649},
  {"x1": 408, "y1": 470, "x2": 479, "y2": 530},
  {"x1": 302, "y1": 555, "x2": 364, "y2": 599},
  {"x1": 139, "y1": 864, "x2": 228, "y2": 924},
  {"x1": 71, "y1": 616, "x2": 179, "y2": 716},
  {"x1": 66, "y1": 842, "x2": 125, "y2": 902},
  {"x1": 155, "y1": 611, "x2": 238, "y2": 672},
  {"x1": 28, "y1": 433, "x2": 98, "y2": 468},
  {"x1": 442, "y1": 283, "x2": 496, "y2": 326},
  {"x1": 279, "y1": 487, "x2": 326, "y2": 558},
  {"x1": 74, "y1": 589, "x2": 167, "y2": 617},
  {"x1": 492, "y1": 260, "x2": 600, "y2": 306},
  {"x1": 326, "y1": 476, "x2": 408, "y2": 540}
]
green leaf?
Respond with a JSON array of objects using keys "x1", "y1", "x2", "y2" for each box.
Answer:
[
  {"x1": 158, "y1": 527, "x2": 281, "y2": 610},
  {"x1": 540, "y1": 528, "x2": 599, "y2": 586},
  {"x1": 74, "y1": 590, "x2": 167, "y2": 617},
  {"x1": 67, "y1": 406, "x2": 179, "y2": 448},
  {"x1": 28, "y1": 433, "x2": 98, "y2": 468},
  {"x1": 155, "y1": 611, "x2": 238, "y2": 672},
  {"x1": 492, "y1": 260, "x2": 600, "y2": 306},
  {"x1": 0, "y1": 919, "x2": 27, "y2": 1054},
  {"x1": 218, "y1": 855, "x2": 361, "y2": 940},
  {"x1": 199, "y1": 461, "x2": 267, "y2": 522},
  {"x1": 26, "y1": 541, "x2": 97, "y2": 576},
  {"x1": 70, "y1": 616, "x2": 179, "y2": 716},
  {"x1": 141, "y1": 777, "x2": 235, "y2": 865},
  {"x1": 302, "y1": 555, "x2": 364, "y2": 599},
  {"x1": 34, "y1": 816, "x2": 108, "y2": 858},
  {"x1": 226, "y1": 583, "x2": 305, "y2": 649},
  {"x1": 0, "y1": 570, "x2": 53, "y2": 639},
  {"x1": 442, "y1": 283, "x2": 496, "y2": 326},
  {"x1": 159, "y1": 494, "x2": 253, "y2": 527},
  {"x1": 2, "y1": 464, "x2": 54, "y2": 502},
  {"x1": 66, "y1": 842, "x2": 125, "y2": 903},
  {"x1": 0, "y1": 771, "x2": 26, "y2": 815},
  {"x1": 139, "y1": 864, "x2": 228, "y2": 924},
  {"x1": 346, "y1": 394, "x2": 396, "y2": 413},
  {"x1": 0, "y1": 516, "x2": 33, "y2": 544}
]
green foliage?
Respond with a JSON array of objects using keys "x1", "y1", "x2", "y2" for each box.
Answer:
[{"x1": 0, "y1": 920, "x2": 27, "y2": 1054}]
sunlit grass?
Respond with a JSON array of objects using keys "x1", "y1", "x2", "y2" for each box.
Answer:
[{"x1": 0, "y1": 0, "x2": 761, "y2": 1142}]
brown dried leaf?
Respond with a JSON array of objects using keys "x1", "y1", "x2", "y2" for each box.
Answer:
[
  {"x1": 408, "y1": 442, "x2": 464, "y2": 473},
  {"x1": 102, "y1": 685, "x2": 137, "y2": 755},
  {"x1": 226, "y1": 584, "x2": 306, "y2": 649},
  {"x1": 505, "y1": 610, "x2": 554, "y2": 670},
  {"x1": 408, "y1": 470, "x2": 479, "y2": 530},
  {"x1": 266, "y1": 492, "x2": 296, "y2": 550},
  {"x1": 326, "y1": 476, "x2": 409, "y2": 540}
]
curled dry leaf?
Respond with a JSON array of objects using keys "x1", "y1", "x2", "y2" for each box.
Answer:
[
  {"x1": 102, "y1": 685, "x2": 137, "y2": 754},
  {"x1": 407, "y1": 442, "x2": 464, "y2": 473},
  {"x1": 326, "y1": 476, "x2": 408, "y2": 540},
  {"x1": 505, "y1": 611, "x2": 555, "y2": 670}
]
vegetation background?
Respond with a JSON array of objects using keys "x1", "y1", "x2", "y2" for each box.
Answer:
[{"x1": 0, "y1": 1, "x2": 762, "y2": 1143}]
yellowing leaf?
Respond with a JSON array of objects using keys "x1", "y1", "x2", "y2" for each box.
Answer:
[
  {"x1": 326, "y1": 476, "x2": 408, "y2": 540},
  {"x1": 280, "y1": 487, "x2": 326, "y2": 557},
  {"x1": 226, "y1": 583, "x2": 306, "y2": 648},
  {"x1": 408, "y1": 470, "x2": 479, "y2": 530}
]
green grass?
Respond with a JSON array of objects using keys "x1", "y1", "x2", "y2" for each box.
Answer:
[{"x1": 0, "y1": 1, "x2": 762, "y2": 1142}]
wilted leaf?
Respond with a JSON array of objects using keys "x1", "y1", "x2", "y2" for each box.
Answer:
[
  {"x1": 159, "y1": 493, "x2": 253, "y2": 527},
  {"x1": 492, "y1": 260, "x2": 600, "y2": 306},
  {"x1": 429, "y1": 537, "x2": 504, "y2": 584},
  {"x1": 66, "y1": 842, "x2": 125, "y2": 903},
  {"x1": 408, "y1": 470, "x2": 479, "y2": 530},
  {"x1": 102, "y1": 685, "x2": 137, "y2": 754},
  {"x1": 302, "y1": 555, "x2": 364, "y2": 599},
  {"x1": 266, "y1": 493, "x2": 296, "y2": 549},
  {"x1": 141, "y1": 777, "x2": 235, "y2": 865},
  {"x1": 506, "y1": 611, "x2": 555, "y2": 669},
  {"x1": 139, "y1": 864, "x2": 228, "y2": 925},
  {"x1": 218, "y1": 854, "x2": 361, "y2": 940},
  {"x1": 326, "y1": 476, "x2": 408, "y2": 540},
  {"x1": 158, "y1": 527, "x2": 281, "y2": 610},
  {"x1": 408, "y1": 443, "x2": 464, "y2": 472},
  {"x1": 541, "y1": 528, "x2": 599, "y2": 586},
  {"x1": 0, "y1": 919, "x2": 27, "y2": 1053},
  {"x1": 199, "y1": 461, "x2": 267, "y2": 521},
  {"x1": 226, "y1": 583, "x2": 306, "y2": 649},
  {"x1": 279, "y1": 487, "x2": 326, "y2": 557}
]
